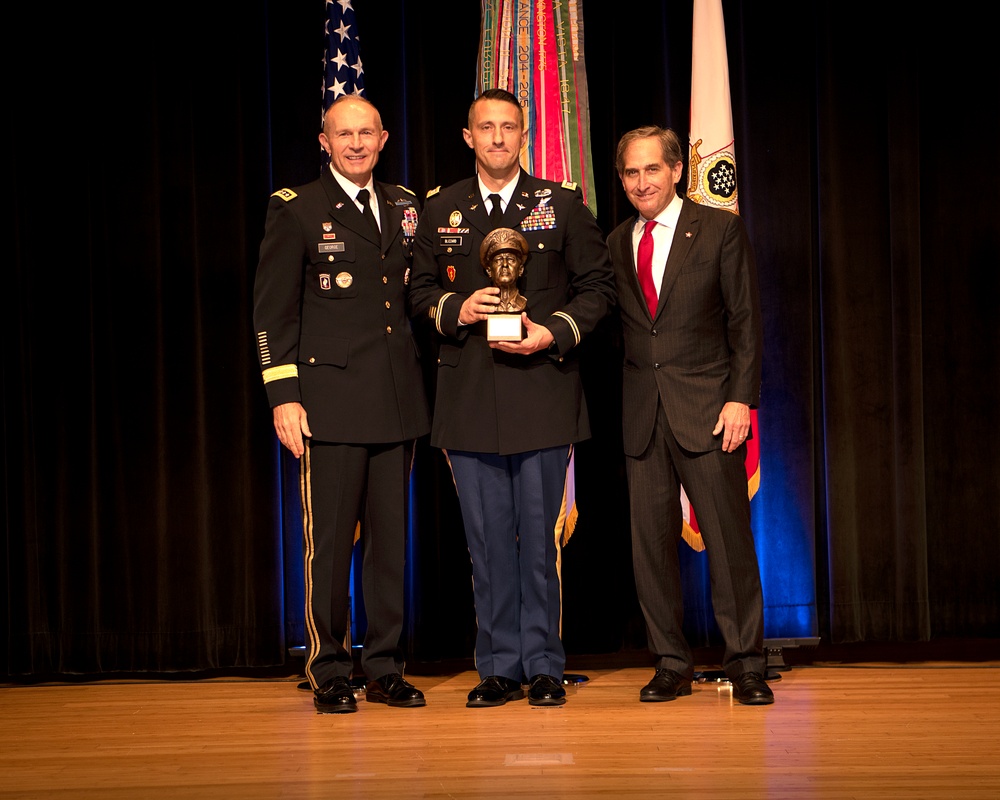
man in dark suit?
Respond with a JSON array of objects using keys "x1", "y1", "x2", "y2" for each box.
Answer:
[
  {"x1": 408, "y1": 88, "x2": 615, "y2": 708},
  {"x1": 253, "y1": 95, "x2": 430, "y2": 714},
  {"x1": 608, "y1": 125, "x2": 772, "y2": 705}
]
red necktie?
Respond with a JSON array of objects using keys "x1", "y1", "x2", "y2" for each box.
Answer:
[{"x1": 637, "y1": 220, "x2": 658, "y2": 317}]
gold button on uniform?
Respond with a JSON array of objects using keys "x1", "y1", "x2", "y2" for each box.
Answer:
[
  {"x1": 382, "y1": 276, "x2": 388, "y2": 284},
  {"x1": 385, "y1": 301, "x2": 391, "y2": 309},
  {"x1": 386, "y1": 326, "x2": 392, "y2": 334}
]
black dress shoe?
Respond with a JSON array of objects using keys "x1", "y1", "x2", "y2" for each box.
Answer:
[
  {"x1": 730, "y1": 671, "x2": 775, "y2": 705},
  {"x1": 528, "y1": 674, "x2": 566, "y2": 706},
  {"x1": 365, "y1": 673, "x2": 426, "y2": 708},
  {"x1": 466, "y1": 676, "x2": 525, "y2": 708},
  {"x1": 314, "y1": 676, "x2": 358, "y2": 714},
  {"x1": 640, "y1": 668, "x2": 692, "y2": 702}
]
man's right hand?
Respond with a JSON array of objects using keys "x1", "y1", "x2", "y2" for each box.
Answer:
[
  {"x1": 458, "y1": 287, "x2": 501, "y2": 325},
  {"x1": 273, "y1": 402, "x2": 311, "y2": 458}
]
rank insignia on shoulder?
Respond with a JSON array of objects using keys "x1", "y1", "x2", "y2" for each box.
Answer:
[
  {"x1": 561, "y1": 181, "x2": 577, "y2": 191},
  {"x1": 272, "y1": 188, "x2": 297, "y2": 201},
  {"x1": 426, "y1": 186, "x2": 441, "y2": 198},
  {"x1": 398, "y1": 184, "x2": 416, "y2": 196}
]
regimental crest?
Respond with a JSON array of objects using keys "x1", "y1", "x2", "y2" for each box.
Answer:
[
  {"x1": 687, "y1": 140, "x2": 739, "y2": 213},
  {"x1": 449, "y1": 210, "x2": 463, "y2": 227},
  {"x1": 323, "y1": 222, "x2": 333, "y2": 232}
]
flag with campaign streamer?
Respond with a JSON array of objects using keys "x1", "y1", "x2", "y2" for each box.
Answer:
[
  {"x1": 476, "y1": 0, "x2": 597, "y2": 216},
  {"x1": 682, "y1": 0, "x2": 761, "y2": 551},
  {"x1": 476, "y1": 1, "x2": 596, "y2": 544},
  {"x1": 323, "y1": 0, "x2": 366, "y2": 108}
]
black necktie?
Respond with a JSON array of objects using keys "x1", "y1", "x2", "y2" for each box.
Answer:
[
  {"x1": 488, "y1": 193, "x2": 503, "y2": 227},
  {"x1": 357, "y1": 188, "x2": 380, "y2": 242}
]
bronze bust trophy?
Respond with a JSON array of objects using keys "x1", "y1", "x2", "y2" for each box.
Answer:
[{"x1": 480, "y1": 228, "x2": 528, "y2": 341}]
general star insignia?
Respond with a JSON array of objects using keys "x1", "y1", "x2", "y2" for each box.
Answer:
[{"x1": 685, "y1": 231, "x2": 693, "y2": 238}]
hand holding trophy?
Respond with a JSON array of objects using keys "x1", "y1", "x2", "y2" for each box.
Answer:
[{"x1": 480, "y1": 228, "x2": 528, "y2": 342}]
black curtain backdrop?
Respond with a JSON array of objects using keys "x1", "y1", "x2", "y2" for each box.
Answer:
[{"x1": 5, "y1": 1, "x2": 998, "y2": 677}]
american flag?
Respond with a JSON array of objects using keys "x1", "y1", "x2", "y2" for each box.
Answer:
[{"x1": 323, "y1": 0, "x2": 366, "y2": 109}]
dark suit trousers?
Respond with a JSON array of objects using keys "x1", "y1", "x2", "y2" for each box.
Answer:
[
  {"x1": 627, "y1": 405, "x2": 765, "y2": 680},
  {"x1": 448, "y1": 447, "x2": 569, "y2": 682},
  {"x1": 301, "y1": 439, "x2": 413, "y2": 689}
]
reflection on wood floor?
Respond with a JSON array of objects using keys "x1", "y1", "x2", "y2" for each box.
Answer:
[{"x1": 3, "y1": 663, "x2": 1000, "y2": 798}]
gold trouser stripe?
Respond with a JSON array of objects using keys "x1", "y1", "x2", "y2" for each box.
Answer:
[{"x1": 300, "y1": 442, "x2": 321, "y2": 689}]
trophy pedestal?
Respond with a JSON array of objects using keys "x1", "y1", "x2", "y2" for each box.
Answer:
[{"x1": 487, "y1": 313, "x2": 525, "y2": 342}]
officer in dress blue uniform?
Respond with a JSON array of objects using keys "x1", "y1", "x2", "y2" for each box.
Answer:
[
  {"x1": 408, "y1": 88, "x2": 616, "y2": 708},
  {"x1": 253, "y1": 95, "x2": 430, "y2": 714}
]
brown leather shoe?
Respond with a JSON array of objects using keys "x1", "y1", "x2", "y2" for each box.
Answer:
[
  {"x1": 730, "y1": 671, "x2": 775, "y2": 705},
  {"x1": 640, "y1": 669, "x2": 692, "y2": 702},
  {"x1": 314, "y1": 676, "x2": 357, "y2": 714},
  {"x1": 365, "y1": 673, "x2": 426, "y2": 708}
]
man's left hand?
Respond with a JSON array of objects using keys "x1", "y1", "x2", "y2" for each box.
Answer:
[
  {"x1": 714, "y1": 402, "x2": 751, "y2": 453},
  {"x1": 490, "y1": 313, "x2": 554, "y2": 355}
]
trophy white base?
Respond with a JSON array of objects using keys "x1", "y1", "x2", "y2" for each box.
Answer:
[{"x1": 487, "y1": 313, "x2": 524, "y2": 342}]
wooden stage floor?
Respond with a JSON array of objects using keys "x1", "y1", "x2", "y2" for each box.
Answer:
[{"x1": 3, "y1": 663, "x2": 1000, "y2": 799}]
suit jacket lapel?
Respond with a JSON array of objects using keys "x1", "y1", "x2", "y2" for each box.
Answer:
[
  {"x1": 616, "y1": 218, "x2": 649, "y2": 317},
  {"x1": 446, "y1": 177, "x2": 489, "y2": 236},
  {"x1": 655, "y1": 199, "x2": 699, "y2": 316},
  {"x1": 502, "y1": 172, "x2": 544, "y2": 230},
  {"x1": 375, "y1": 181, "x2": 406, "y2": 255},
  {"x1": 320, "y1": 169, "x2": 380, "y2": 247}
]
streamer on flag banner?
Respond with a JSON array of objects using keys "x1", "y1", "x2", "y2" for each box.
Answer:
[
  {"x1": 476, "y1": 0, "x2": 597, "y2": 217},
  {"x1": 476, "y1": 1, "x2": 597, "y2": 547},
  {"x1": 682, "y1": 0, "x2": 761, "y2": 552}
]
